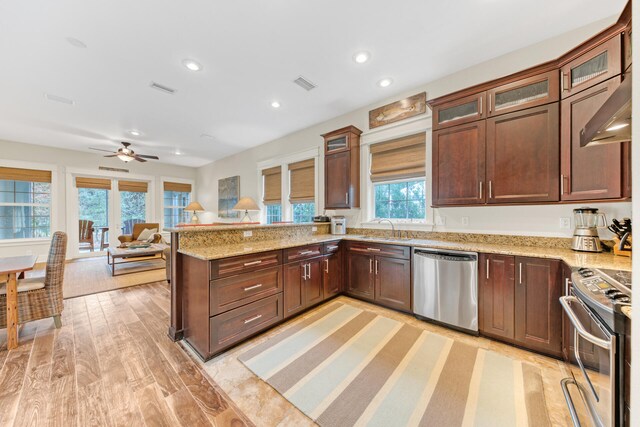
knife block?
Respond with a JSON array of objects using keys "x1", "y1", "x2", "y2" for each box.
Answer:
[{"x1": 613, "y1": 235, "x2": 632, "y2": 257}]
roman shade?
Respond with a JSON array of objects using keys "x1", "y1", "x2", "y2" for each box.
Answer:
[
  {"x1": 370, "y1": 132, "x2": 426, "y2": 182},
  {"x1": 0, "y1": 167, "x2": 52, "y2": 183},
  {"x1": 163, "y1": 181, "x2": 192, "y2": 193},
  {"x1": 75, "y1": 177, "x2": 111, "y2": 190},
  {"x1": 118, "y1": 180, "x2": 148, "y2": 192},
  {"x1": 262, "y1": 166, "x2": 282, "y2": 204},
  {"x1": 288, "y1": 159, "x2": 315, "y2": 203}
]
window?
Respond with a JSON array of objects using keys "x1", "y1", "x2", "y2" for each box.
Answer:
[
  {"x1": 163, "y1": 181, "x2": 192, "y2": 227},
  {"x1": 265, "y1": 204, "x2": 282, "y2": 224},
  {"x1": 374, "y1": 179, "x2": 426, "y2": 220},
  {"x1": 0, "y1": 180, "x2": 51, "y2": 240},
  {"x1": 292, "y1": 202, "x2": 315, "y2": 223}
]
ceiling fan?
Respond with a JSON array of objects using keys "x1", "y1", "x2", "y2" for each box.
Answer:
[{"x1": 90, "y1": 142, "x2": 159, "y2": 163}]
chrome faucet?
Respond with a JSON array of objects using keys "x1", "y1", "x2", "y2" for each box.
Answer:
[{"x1": 375, "y1": 219, "x2": 396, "y2": 239}]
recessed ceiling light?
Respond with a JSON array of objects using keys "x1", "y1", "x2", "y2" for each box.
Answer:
[
  {"x1": 182, "y1": 59, "x2": 203, "y2": 72},
  {"x1": 353, "y1": 51, "x2": 370, "y2": 64},
  {"x1": 128, "y1": 130, "x2": 141, "y2": 137},
  {"x1": 66, "y1": 37, "x2": 87, "y2": 48},
  {"x1": 377, "y1": 77, "x2": 393, "y2": 88},
  {"x1": 44, "y1": 93, "x2": 74, "y2": 105},
  {"x1": 174, "y1": 149, "x2": 183, "y2": 155},
  {"x1": 271, "y1": 101, "x2": 281, "y2": 109}
]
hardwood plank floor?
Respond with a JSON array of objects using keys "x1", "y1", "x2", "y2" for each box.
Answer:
[{"x1": 0, "y1": 281, "x2": 252, "y2": 427}]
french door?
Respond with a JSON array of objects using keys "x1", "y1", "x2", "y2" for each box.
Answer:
[{"x1": 73, "y1": 175, "x2": 151, "y2": 258}]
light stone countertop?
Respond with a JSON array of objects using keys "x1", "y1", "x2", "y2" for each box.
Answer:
[
  {"x1": 178, "y1": 234, "x2": 632, "y2": 271},
  {"x1": 164, "y1": 221, "x2": 320, "y2": 233},
  {"x1": 621, "y1": 306, "x2": 632, "y2": 319}
]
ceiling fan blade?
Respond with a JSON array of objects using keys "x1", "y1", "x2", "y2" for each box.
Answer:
[
  {"x1": 90, "y1": 147, "x2": 116, "y2": 153},
  {"x1": 133, "y1": 155, "x2": 147, "y2": 162},
  {"x1": 104, "y1": 154, "x2": 118, "y2": 158},
  {"x1": 137, "y1": 154, "x2": 159, "y2": 160}
]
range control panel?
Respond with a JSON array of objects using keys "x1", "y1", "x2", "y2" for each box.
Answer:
[{"x1": 573, "y1": 268, "x2": 631, "y2": 313}]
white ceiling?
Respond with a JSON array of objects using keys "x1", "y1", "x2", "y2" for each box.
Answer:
[{"x1": 0, "y1": 0, "x2": 627, "y2": 167}]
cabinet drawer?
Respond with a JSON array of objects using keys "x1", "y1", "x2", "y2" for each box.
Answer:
[
  {"x1": 210, "y1": 294, "x2": 283, "y2": 355},
  {"x1": 285, "y1": 244, "x2": 323, "y2": 263},
  {"x1": 210, "y1": 266, "x2": 282, "y2": 315},
  {"x1": 210, "y1": 250, "x2": 282, "y2": 279},
  {"x1": 346, "y1": 241, "x2": 410, "y2": 259},
  {"x1": 323, "y1": 242, "x2": 341, "y2": 254}
]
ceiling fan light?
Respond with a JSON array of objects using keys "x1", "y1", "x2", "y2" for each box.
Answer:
[{"x1": 117, "y1": 153, "x2": 134, "y2": 162}]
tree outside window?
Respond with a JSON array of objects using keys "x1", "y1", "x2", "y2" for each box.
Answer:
[{"x1": 374, "y1": 179, "x2": 426, "y2": 220}]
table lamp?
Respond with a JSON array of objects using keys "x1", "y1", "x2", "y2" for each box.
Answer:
[
  {"x1": 233, "y1": 197, "x2": 260, "y2": 222},
  {"x1": 184, "y1": 201, "x2": 205, "y2": 224}
]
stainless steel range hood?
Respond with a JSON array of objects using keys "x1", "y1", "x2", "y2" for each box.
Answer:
[{"x1": 580, "y1": 71, "x2": 632, "y2": 147}]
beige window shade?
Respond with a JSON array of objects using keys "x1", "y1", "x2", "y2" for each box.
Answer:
[
  {"x1": 163, "y1": 181, "x2": 192, "y2": 193},
  {"x1": 288, "y1": 159, "x2": 315, "y2": 203},
  {"x1": 75, "y1": 177, "x2": 112, "y2": 190},
  {"x1": 0, "y1": 167, "x2": 52, "y2": 183},
  {"x1": 262, "y1": 166, "x2": 282, "y2": 204},
  {"x1": 118, "y1": 180, "x2": 148, "y2": 192},
  {"x1": 370, "y1": 132, "x2": 426, "y2": 182}
]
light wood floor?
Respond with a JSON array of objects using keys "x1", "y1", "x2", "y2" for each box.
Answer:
[{"x1": 0, "y1": 281, "x2": 252, "y2": 427}]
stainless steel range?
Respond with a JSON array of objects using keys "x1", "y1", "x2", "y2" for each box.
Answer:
[{"x1": 560, "y1": 267, "x2": 631, "y2": 427}]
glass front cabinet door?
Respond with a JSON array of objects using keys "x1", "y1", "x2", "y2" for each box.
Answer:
[
  {"x1": 487, "y1": 71, "x2": 559, "y2": 117},
  {"x1": 432, "y1": 92, "x2": 486, "y2": 130}
]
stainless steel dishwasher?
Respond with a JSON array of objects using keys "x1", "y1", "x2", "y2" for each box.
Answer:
[{"x1": 412, "y1": 248, "x2": 478, "y2": 334}]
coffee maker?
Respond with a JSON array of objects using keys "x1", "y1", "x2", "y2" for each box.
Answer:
[{"x1": 571, "y1": 207, "x2": 607, "y2": 252}]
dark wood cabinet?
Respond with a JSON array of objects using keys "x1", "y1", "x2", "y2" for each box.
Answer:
[
  {"x1": 374, "y1": 256, "x2": 411, "y2": 312},
  {"x1": 323, "y1": 251, "x2": 342, "y2": 299},
  {"x1": 323, "y1": 126, "x2": 361, "y2": 209},
  {"x1": 623, "y1": 23, "x2": 632, "y2": 72},
  {"x1": 432, "y1": 121, "x2": 486, "y2": 206},
  {"x1": 487, "y1": 71, "x2": 559, "y2": 117},
  {"x1": 432, "y1": 92, "x2": 486, "y2": 130},
  {"x1": 486, "y1": 103, "x2": 559, "y2": 203},
  {"x1": 346, "y1": 252, "x2": 374, "y2": 301},
  {"x1": 560, "y1": 76, "x2": 628, "y2": 201},
  {"x1": 479, "y1": 254, "x2": 515, "y2": 341},
  {"x1": 514, "y1": 257, "x2": 563, "y2": 357},
  {"x1": 560, "y1": 36, "x2": 622, "y2": 98},
  {"x1": 284, "y1": 258, "x2": 323, "y2": 319}
]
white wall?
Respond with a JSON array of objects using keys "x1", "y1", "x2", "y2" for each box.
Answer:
[
  {"x1": 197, "y1": 16, "x2": 631, "y2": 238},
  {"x1": 0, "y1": 139, "x2": 196, "y2": 260}
]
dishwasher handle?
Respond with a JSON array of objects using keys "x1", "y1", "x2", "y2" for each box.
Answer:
[{"x1": 413, "y1": 250, "x2": 477, "y2": 262}]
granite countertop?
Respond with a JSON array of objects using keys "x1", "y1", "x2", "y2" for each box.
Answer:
[
  {"x1": 178, "y1": 234, "x2": 632, "y2": 271},
  {"x1": 621, "y1": 306, "x2": 632, "y2": 319},
  {"x1": 164, "y1": 221, "x2": 321, "y2": 233}
]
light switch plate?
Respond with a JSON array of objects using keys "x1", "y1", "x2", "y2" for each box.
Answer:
[
  {"x1": 312, "y1": 226, "x2": 317, "y2": 232},
  {"x1": 243, "y1": 230, "x2": 253, "y2": 238},
  {"x1": 560, "y1": 217, "x2": 571, "y2": 229},
  {"x1": 435, "y1": 216, "x2": 445, "y2": 226},
  {"x1": 461, "y1": 216, "x2": 469, "y2": 226}
]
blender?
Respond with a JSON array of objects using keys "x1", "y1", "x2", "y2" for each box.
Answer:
[{"x1": 571, "y1": 207, "x2": 607, "y2": 252}]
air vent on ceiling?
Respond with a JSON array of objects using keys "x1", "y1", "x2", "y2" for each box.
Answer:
[
  {"x1": 150, "y1": 81, "x2": 176, "y2": 94},
  {"x1": 44, "y1": 93, "x2": 74, "y2": 105},
  {"x1": 293, "y1": 76, "x2": 317, "y2": 91},
  {"x1": 99, "y1": 166, "x2": 129, "y2": 173}
]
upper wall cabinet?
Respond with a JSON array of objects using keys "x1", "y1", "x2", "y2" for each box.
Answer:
[
  {"x1": 432, "y1": 92, "x2": 486, "y2": 130},
  {"x1": 623, "y1": 22, "x2": 632, "y2": 71},
  {"x1": 322, "y1": 126, "x2": 362, "y2": 209},
  {"x1": 487, "y1": 71, "x2": 559, "y2": 117},
  {"x1": 560, "y1": 36, "x2": 621, "y2": 98}
]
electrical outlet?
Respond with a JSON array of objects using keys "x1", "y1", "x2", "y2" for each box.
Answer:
[
  {"x1": 461, "y1": 216, "x2": 469, "y2": 226},
  {"x1": 312, "y1": 226, "x2": 317, "y2": 232},
  {"x1": 560, "y1": 217, "x2": 571, "y2": 229},
  {"x1": 243, "y1": 230, "x2": 252, "y2": 238},
  {"x1": 435, "y1": 216, "x2": 445, "y2": 226}
]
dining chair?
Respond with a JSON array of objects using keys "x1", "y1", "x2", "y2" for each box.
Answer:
[
  {"x1": 79, "y1": 219, "x2": 95, "y2": 252},
  {"x1": 0, "y1": 231, "x2": 67, "y2": 329}
]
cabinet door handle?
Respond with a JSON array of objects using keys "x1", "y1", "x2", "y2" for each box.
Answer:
[
  {"x1": 488, "y1": 181, "x2": 493, "y2": 199},
  {"x1": 519, "y1": 263, "x2": 523, "y2": 285},
  {"x1": 244, "y1": 260, "x2": 262, "y2": 267},
  {"x1": 324, "y1": 259, "x2": 329, "y2": 273},
  {"x1": 375, "y1": 260, "x2": 379, "y2": 275},
  {"x1": 345, "y1": 192, "x2": 349, "y2": 205},
  {"x1": 244, "y1": 314, "x2": 262, "y2": 324},
  {"x1": 562, "y1": 72, "x2": 570, "y2": 92},
  {"x1": 327, "y1": 245, "x2": 338, "y2": 251},
  {"x1": 479, "y1": 96, "x2": 483, "y2": 115},
  {"x1": 486, "y1": 259, "x2": 490, "y2": 279},
  {"x1": 299, "y1": 250, "x2": 314, "y2": 256},
  {"x1": 244, "y1": 283, "x2": 263, "y2": 292},
  {"x1": 307, "y1": 263, "x2": 311, "y2": 279},
  {"x1": 367, "y1": 247, "x2": 381, "y2": 252},
  {"x1": 479, "y1": 181, "x2": 483, "y2": 199},
  {"x1": 370, "y1": 259, "x2": 373, "y2": 274},
  {"x1": 488, "y1": 95, "x2": 492, "y2": 113},
  {"x1": 565, "y1": 278, "x2": 571, "y2": 296}
]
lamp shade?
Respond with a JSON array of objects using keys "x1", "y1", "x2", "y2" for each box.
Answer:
[
  {"x1": 185, "y1": 201, "x2": 205, "y2": 212},
  {"x1": 233, "y1": 197, "x2": 260, "y2": 211}
]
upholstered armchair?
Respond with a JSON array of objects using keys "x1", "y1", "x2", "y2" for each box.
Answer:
[
  {"x1": 117, "y1": 222, "x2": 162, "y2": 245},
  {"x1": 0, "y1": 231, "x2": 67, "y2": 329}
]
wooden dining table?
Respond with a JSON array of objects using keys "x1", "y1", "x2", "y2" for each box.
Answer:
[{"x1": 0, "y1": 255, "x2": 37, "y2": 350}]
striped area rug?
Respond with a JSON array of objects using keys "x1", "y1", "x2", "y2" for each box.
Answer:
[{"x1": 239, "y1": 302, "x2": 551, "y2": 427}]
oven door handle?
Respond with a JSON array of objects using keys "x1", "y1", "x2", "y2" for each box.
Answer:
[{"x1": 559, "y1": 296, "x2": 612, "y2": 349}]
